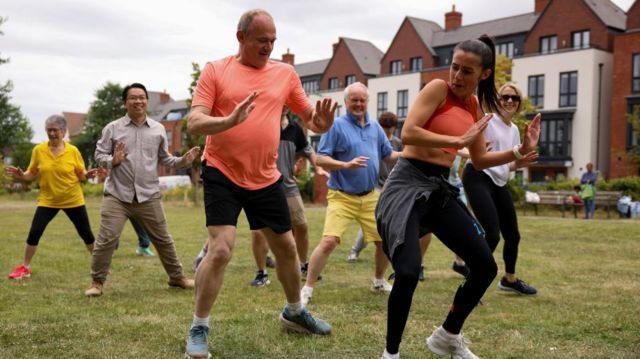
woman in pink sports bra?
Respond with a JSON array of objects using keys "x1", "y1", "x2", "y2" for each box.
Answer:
[{"x1": 376, "y1": 34, "x2": 541, "y2": 359}]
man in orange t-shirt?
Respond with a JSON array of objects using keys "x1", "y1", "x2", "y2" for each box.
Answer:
[{"x1": 184, "y1": 9, "x2": 337, "y2": 358}]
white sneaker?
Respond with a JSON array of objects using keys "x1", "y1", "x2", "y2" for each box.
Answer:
[
  {"x1": 371, "y1": 278, "x2": 393, "y2": 293},
  {"x1": 380, "y1": 349, "x2": 400, "y2": 359},
  {"x1": 301, "y1": 286, "x2": 313, "y2": 305},
  {"x1": 426, "y1": 326, "x2": 479, "y2": 359},
  {"x1": 346, "y1": 251, "x2": 359, "y2": 263}
]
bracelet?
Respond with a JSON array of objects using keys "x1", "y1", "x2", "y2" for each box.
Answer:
[{"x1": 512, "y1": 145, "x2": 524, "y2": 160}]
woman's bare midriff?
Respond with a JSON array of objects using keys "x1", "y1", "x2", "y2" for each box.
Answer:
[{"x1": 402, "y1": 145, "x2": 455, "y2": 168}]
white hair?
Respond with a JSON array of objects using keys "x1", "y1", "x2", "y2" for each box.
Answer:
[
  {"x1": 343, "y1": 82, "x2": 369, "y2": 102},
  {"x1": 45, "y1": 114, "x2": 67, "y2": 132}
]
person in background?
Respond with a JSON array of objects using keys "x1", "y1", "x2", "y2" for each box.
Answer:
[
  {"x1": 462, "y1": 83, "x2": 538, "y2": 296},
  {"x1": 580, "y1": 163, "x2": 597, "y2": 219},
  {"x1": 6, "y1": 115, "x2": 105, "y2": 280}
]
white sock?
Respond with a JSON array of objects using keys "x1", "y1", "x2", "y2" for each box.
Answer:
[
  {"x1": 454, "y1": 259, "x2": 466, "y2": 265},
  {"x1": 383, "y1": 349, "x2": 400, "y2": 359},
  {"x1": 374, "y1": 277, "x2": 386, "y2": 285},
  {"x1": 192, "y1": 315, "x2": 209, "y2": 328},
  {"x1": 287, "y1": 301, "x2": 303, "y2": 315}
]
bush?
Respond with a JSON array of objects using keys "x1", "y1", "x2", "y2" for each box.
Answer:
[
  {"x1": 81, "y1": 182, "x2": 104, "y2": 197},
  {"x1": 296, "y1": 168, "x2": 314, "y2": 202},
  {"x1": 521, "y1": 176, "x2": 640, "y2": 200}
]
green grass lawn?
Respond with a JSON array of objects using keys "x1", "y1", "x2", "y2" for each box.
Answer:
[{"x1": 0, "y1": 196, "x2": 638, "y2": 358}]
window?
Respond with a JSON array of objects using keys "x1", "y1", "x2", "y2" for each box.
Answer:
[
  {"x1": 559, "y1": 71, "x2": 578, "y2": 107},
  {"x1": 377, "y1": 92, "x2": 388, "y2": 118},
  {"x1": 626, "y1": 101, "x2": 640, "y2": 151},
  {"x1": 528, "y1": 75, "x2": 544, "y2": 108},
  {"x1": 534, "y1": 111, "x2": 573, "y2": 160},
  {"x1": 390, "y1": 60, "x2": 402, "y2": 75},
  {"x1": 633, "y1": 54, "x2": 640, "y2": 93},
  {"x1": 496, "y1": 42, "x2": 514, "y2": 58},
  {"x1": 345, "y1": 75, "x2": 356, "y2": 86},
  {"x1": 302, "y1": 80, "x2": 319, "y2": 94},
  {"x1": 410, "y1": 57, "x2": 423, "y2": 72},
  {"x1": 540, "y1": 35, "x2": 557, "y2": 54},
  {"x1": 328, "y1": 77, "x2": 339, "y2": 90},
  {"x1": 397, "y1": 90, "x2": 408, "y2": 118},
  {"x1": 572, "y1": 30, "x2": 590, "y2": 49}
]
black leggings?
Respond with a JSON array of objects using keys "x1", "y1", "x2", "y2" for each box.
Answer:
[
  {"x1": 26, "y1": 206, "x2": 95, "y2": 246},
  {"x1": 386, "y1": 180, "x2": 497, "y2": 353},
  {"x1": 462, "y1": 165, "x2": 520, "y2": 274}
]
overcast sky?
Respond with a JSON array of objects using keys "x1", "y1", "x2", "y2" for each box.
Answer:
[{"x1": 1, "y1": 0, "x2": 635, "y2": 141}]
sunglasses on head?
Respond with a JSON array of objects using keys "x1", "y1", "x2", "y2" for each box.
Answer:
[{"x1": 501, "y1": 94, "x2": 521, "y2": 102}]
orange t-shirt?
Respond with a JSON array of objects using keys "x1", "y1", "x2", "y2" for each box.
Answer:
[
  {"x1": 192, "y1": 56, "x2": 312, "y2": 190},
  {"x1": 423, "y1": 85, "x2": 479, "y2": 155}
]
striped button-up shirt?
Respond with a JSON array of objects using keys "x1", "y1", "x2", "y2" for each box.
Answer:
[{"x1": 95, "y1": 115, "x2": 185, "y2": 203}]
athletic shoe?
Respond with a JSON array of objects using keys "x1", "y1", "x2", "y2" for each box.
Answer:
[
  {"x1": 380, "y1": 349, "x2": 400, "y2": 359},
  {"x1": 452, "y1": 261, "x2": 470, "y2": 277},
  {"x1": 301, "y1": 286, "x2": 313, "y2": 305},
  {"x1": 186, "y1": 325, "x2": 210, "y2": 359},
  {"x1": 250, "y1": 270, "x2": 271, "y2": 287},
  {"x1": 498, "y1": 277, "x2": 537, "y2": 296},
  {"x1": 426, "y1": 326, "x2": 479, "y2": 359},
  {"x1": 266, "y1": 255, "x2": 276, "y2": 268},
  {"x1": 279, "y1": 306, "x2": 332, "y2": 335},
  {"x1": 388, "y1": 272, "x2": 396, "y2": 281},
  {"x1": 136, "y1": 246, "x2": 155, "y2": 257},
  {"x1": 371, "y1": 279, "x2": 393, "y2": 293},
  {"x1": 8, "y1": 264, "x2": 31, "y2": 279},
  {"x1": 300, "y1": 262, "x2": 322, "y2": 281},
  {"x1": 84, "y1": 282, "x2": 103, "y2": 297},
  {"x1": 346, "y1": 250, "x2": 359, "y2": 263},
  {"x1": 192, "y1": 253, "x2": 205, "y2": 273},
  {"x1": 168, "y1": 277, "x2": 195, "y2": 289}
]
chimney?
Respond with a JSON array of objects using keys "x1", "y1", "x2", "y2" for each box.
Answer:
[
  {"x1": 332, "y1": 41, "x2": 339, "y2": 55},
  {"x1": 159, "y1": 91, "x2": 170, "y2": 104},
  {"x1": 535, "y1": 0, "x2": 551, "y2": 13},
  {"x1": 445, "y1": 4, "x2": 462, "y2": 31},
  {"x1": 282, "y1": 48, "x2": 294, "y2": 65}
]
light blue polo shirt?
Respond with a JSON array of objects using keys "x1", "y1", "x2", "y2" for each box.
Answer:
[{"x1": 318, "y1": 112, "x2": 392, "y2": 194}]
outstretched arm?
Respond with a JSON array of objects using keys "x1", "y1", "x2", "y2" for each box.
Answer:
[
  {"x1": 316, "y1": 154, "x2": 369, "y2": 171},
  {"x1": 187, "y1": 92, "x2": 259, "y2": 136},
  {"x1": 299, "y1": 98, "x2": 337, "y2": 134},
  {"x1": 4, "y1": 166, "x2": 36, "y2": 182}
]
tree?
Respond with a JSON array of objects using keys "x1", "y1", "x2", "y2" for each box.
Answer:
[
  {"x1": 0, "y1": 16, "x2": 34, "y2": 169},
  {"x1": 494, "y1": 53, "x2": 537, "y2": 137},
  {"x1": 181, "y1": 62, "x2": 204, "y2": 204},
  {"x1": 72, "y1": 82, "x2": 124, "y2": 166}
]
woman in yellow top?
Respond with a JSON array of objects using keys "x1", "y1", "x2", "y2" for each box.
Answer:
[{"x1": 5, "y1": 115, "x2": 105, "y2": 279}]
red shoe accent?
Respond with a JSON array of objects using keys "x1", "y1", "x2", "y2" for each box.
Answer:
[{"x1": 8, "y1": 264, "x2": 31, "y2": 279}]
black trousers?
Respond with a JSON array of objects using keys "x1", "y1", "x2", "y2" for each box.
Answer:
[
  {"x1": 26, "y1": 206, "x2": 95, "y2": 246},
  {"x1": 462, "y1": 165, "x2": 521, "y2": 274},
  {"x1": 386, "y1": 188, "x2": 497, "y2": 353}
]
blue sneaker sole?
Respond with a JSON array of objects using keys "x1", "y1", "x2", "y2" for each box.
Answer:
[{"x1": 184, "y1": 352, "x2": 211, "y2": 359}]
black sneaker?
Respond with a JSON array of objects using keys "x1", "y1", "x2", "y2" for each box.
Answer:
[
  {"x1": 266, "y1": 256, "x2": 276, "y2": 268},
  {"x1": 250, "y1": 270, "x2": 271, "y2": 287},
  {"x1": 498, "y1": 277, "x2": 537, "y2": 296},
  {"x1": 388, "y1": 272, "x2": 396, "y2": 281},
  {"x1": 300, "y1": 262, "x2": 322, "y2": 281},
  {"x1": 452, "y1": 261, "x2": 470, "y2": 277}
]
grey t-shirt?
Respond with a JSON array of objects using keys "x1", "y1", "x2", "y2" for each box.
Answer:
[
  {"x1": 277, "y1": 120, "x2": 312, "y2": 197},
  {"x1": 378, "y1": 136, "x2": 403, "y2": 188}
]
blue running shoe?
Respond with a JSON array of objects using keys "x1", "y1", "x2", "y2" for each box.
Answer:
[
  {"x1": 186, "y1": 325, "x2": 210, "y2": 359},
  {"x1": 279, "y1": 306, "x2": 332, "y2": 335},
  {"x1": 136, "y1": 246, "x2": 155, "y2": 257}
]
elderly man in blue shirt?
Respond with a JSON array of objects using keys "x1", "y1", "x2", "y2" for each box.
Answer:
[{"x1": 301, "y1": 82, "x2": 400, "y2": 305}]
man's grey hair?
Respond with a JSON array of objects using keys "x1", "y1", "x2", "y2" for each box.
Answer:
[
  {"x1": 343, "y1": 82, "x2": 369, "y2": 102},
  {"x1": 45, "y1": 114, "x2": 67, "y2": 132},
  {"x1": 237, "y1": 9, "x2": 273, "y2": 35}
]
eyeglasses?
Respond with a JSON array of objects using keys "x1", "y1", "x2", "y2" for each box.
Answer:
[
  {"x1": 127, "y1": 96, "x2": 147, "y2": 102},
  {"x1": 500, "y1": 94, "x2": 521, "y2": 102}
]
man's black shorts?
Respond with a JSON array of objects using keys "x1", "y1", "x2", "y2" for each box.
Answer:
[{"x1": 202, "y1": 164, "x2": 292, "y2": 234}]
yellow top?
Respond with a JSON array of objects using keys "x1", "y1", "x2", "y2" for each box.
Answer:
[{"x1": 27, "y1": 141, "x2": 86, "y2": 208}]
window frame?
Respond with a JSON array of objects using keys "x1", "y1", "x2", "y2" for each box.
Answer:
[
  {"x1": 559, "y1": 71, "x2": 578, "y2": 108},
  {"x1": 528, "y1": 74, "x2": 545, "y2": 109},
  {"x1": 397, "y1": 90, "x2": 408, "y2": 118}
]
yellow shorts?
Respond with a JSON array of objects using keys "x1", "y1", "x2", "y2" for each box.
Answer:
[
  {"x1": 322, "y1": 189, "x2": 381, "y2": 243},
  {"x1": 287, "y1": 195, "x2": 307, "y2": 226}
]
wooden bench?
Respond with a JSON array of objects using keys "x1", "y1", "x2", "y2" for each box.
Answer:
[{"x1": 523, "y1": 190, "x2": 623, "y2": 218}]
